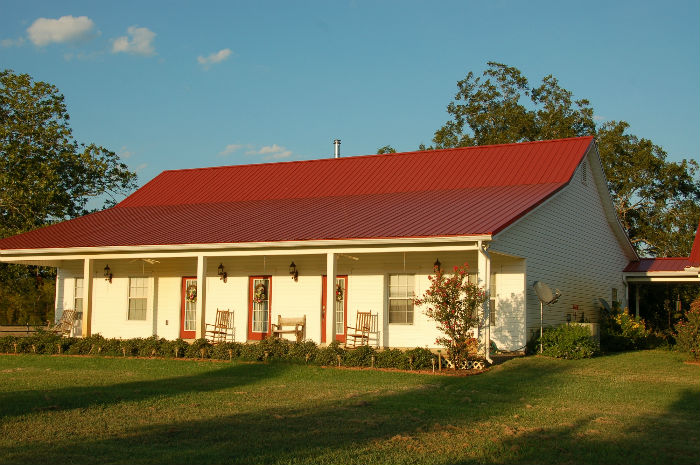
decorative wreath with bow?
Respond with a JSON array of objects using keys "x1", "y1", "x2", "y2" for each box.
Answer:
[
  {"x1": 335, "y1": 283, "x2": 344, "y2": 302},
  {"x1": 253, "y1": 282, "x2": 267, "y2": 304},
  {"x1": 186, "y1": 283, "x2": 197, "y2": 303}
]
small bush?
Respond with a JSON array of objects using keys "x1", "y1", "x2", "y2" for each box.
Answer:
[
  {"x1": 185, "y1": 338, "x2": 212, "y2": 358},
  {"x1": 404, "y1": 347, "x2": 437, "y2": 369},
  {"x1": 287, "y1": 340, "x2": 319, "y2": 363},
  {"x1": 316, "y1": 341, "x2": 346, "y2": 366},
  {"x1": 539, "y1": 324, "x2": 599, "y2": 359},
  {"x1": 375, "y1": 348, "x2": 410, "y2": 369},
  {"x1": 344, "y1": 345, "x2": 376, "y2": 367},
  {"x1": 676, "y1": 297, "x2": 700, "y2": 360}
]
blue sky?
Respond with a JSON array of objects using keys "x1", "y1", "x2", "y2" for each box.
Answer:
[{"x1": 1, "y1": 0, "x2": 698, "y2": 192}]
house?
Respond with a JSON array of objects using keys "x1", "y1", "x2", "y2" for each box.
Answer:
[
  {"x1": 623, "y1": 223, "x2": 700, "y2": 317},
  {"x1": 0, "y1": 136, "x2": 638, "y2": 358}
]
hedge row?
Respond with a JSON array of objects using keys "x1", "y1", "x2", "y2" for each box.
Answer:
[{"x1": 0, "y1": 331, "x2": 468, "y2": 370}]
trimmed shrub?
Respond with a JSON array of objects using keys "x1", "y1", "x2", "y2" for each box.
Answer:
[
  {"x1": 405, "y1": 347, "x2": 437, "y2": 369},
  {"x1": 539, "y1": 324, "x2": 599, "y2": 359},
  {"x1": 316, "y1": 341, "x2": 346, "y2": 366},
  {"x1": 287, "y1": 340, "x2": 319, "y2": 363},
  {"x1": 676, "y1": 297, "x2": 700, "y2": 360},
  {"x1": 344, "y1": 345, "x2": 376, "y2": 367},
  {"x1": 185, "y1": 338, "x2": 212, "y2": 358},
  {"x1": 375, "y1": 348, "x2": 410, "y2": 369}
]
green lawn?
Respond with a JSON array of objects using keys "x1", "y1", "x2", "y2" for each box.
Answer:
[{"x1": 0, "y1": 350, "x2": 698, "y2": 464}]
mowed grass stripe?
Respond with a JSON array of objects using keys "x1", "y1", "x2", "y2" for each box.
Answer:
[{"x1": 0, "y1": 350, "x2": 698, "y2": 464}]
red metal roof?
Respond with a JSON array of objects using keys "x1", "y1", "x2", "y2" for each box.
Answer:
[
  {"x1": 689, "y1": 223, "x2": 700, "y2": 266},
  {"x1": 0, "y1": 136, "x2": 594, "y2": 250},
  {"x1": 623, "y1": 258, "x2": 693, "y2": 273}
]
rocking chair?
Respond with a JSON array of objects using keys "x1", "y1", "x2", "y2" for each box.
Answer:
[
  {"x1": 205, "y1": 309, "x2": 235, "y2": 344},
  {"x1": 49, "y1": 309, "x2": 78, "y2": 337},
  {"x1": 345, "y1": 311, "x2": 372, "y2": 348}
]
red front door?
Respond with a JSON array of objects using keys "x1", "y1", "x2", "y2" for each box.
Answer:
[
  {"x1": 321, "y1": 275, "x2": 348, "y2": 343},
  {"x1": 248, "y1": 276, "x2": 271, "y2": 340},
  {"x1": 180, "y1": 277, "x2": 197, "y2": 339}
]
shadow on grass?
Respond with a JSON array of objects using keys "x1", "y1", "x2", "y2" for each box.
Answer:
[
  {"x1": 0, "y1": 357, "x2": 698, "y2": 464},
  {"x1": 484, "y1": 388, "x2": 700, "y2": 465},
  {"x1": 0, "y1": 361, "x2": 293, "y2": 418}
]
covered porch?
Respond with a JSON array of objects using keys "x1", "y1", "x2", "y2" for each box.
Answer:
[{"x1": 4, "y1": 236, "x2": 529, "y2": 355}]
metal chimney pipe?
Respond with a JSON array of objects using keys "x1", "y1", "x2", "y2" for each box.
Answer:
[{"x1": 333, "y1": 139, "x2": 341, "y2": 158}]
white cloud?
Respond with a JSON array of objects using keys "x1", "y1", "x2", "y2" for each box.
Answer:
[
  {"x1": 27, "y1": 15, "x2": 96, "y2": 46},
  {"x1": 197, "y1": 48, "x2": 232, "y2": 69},
  {"x1": 1, "y1": 37, "x2": 25, "y2": 48},
  {"x1": 218, "y1": 143, "x2": 243, "y2": 156},
  {"x1": 246, "y1": 144, "x2": 292, "y2": 160},
  {"x1": 118, "y1": 146, "x2": 133, "y2": 159},
  {"x1": 112, "y1": 26, "x2": 156, "y2": 56}
]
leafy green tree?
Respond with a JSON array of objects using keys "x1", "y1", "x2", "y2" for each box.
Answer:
[
  {"x1": 431, "y1": 62, "x2": 700, "y2": 257},
  {"x1": 376, "y1": 145, "x2": 396, "y2": 154},
  {"x1": 0, "y1": 69, "x2": 137, "y2": 324}
]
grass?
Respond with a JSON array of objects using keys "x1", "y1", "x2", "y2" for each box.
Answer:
[{"x1": 0, "y1": 351, "x2": 698, "y2": 464}]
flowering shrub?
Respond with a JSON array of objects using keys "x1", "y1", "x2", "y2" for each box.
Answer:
[
  {"x1": 675, "y1": 297, "x2": 700, "y2": 360},
  {"x1": 415, "y1": 263, "x2": 486, "y2": 368},
  {"x1": 601, "y1": 308, "x2": 654, "y2": 351}
]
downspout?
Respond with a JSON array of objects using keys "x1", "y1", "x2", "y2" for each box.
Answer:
[{"x1": 478, "y1": 240, "x2": 493, "y2": 364}]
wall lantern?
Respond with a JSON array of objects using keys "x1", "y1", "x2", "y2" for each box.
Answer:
[
  {"x1": 289, "y1": 261, "x2": 298, "y2": 282},
  {"x1": 104, "y1": 264, "x2": 113, "y2": 283},
  {"x1": 217, "y1": 263, "x2": 227, "y2": 283},
  {"x1": 433, "y1": 258, "x2": 441, "y2": 272}
]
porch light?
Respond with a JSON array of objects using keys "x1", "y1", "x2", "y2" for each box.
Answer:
[
  {"x1": 104, "y1": 264, "x2": 112, "y2": 283},
  {"x1": 217, "y1": 263, "x2": 227, "y2": 283},
  {"x1": 433, "y1": 258, "x2": 441, "y2": 271},
  {"x1": 289, "y1": 261, "x2": 298, "y2": 282}
]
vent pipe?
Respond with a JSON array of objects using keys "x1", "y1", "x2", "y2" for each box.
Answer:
[{"x1": 333, "y1": 139, "x2": 341, "y2": 158}]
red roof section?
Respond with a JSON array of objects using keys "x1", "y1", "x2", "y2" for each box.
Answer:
[
  {"x1": 623, "y1": 258, "x2": 693, "y2": 273},
  {"x1": 690, "y1": 223, "x2": 700, "y2": 266},
  {"x1": 0, "y1": 136, "x2": 594, "y2": 250}
]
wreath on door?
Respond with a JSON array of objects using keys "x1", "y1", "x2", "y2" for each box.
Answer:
[
  {"x1": 186, "y1": 283, "x2": 197, "y2": 303},
  {"x1": 335, "y1": 283, "x2": 344, "y2": 302},
  {"x1": 253, "y1": 282, "x2": 267, "y2": 304}
]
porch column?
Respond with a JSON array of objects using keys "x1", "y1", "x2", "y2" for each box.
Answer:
[
  {"x1": 635, "y1": 284, "x2": 640, "y2": 319},
  {"x1": 195, "y1": 255, "x2": 208, "y2": 339},
  {"x1": 325, "y1": 252, "x2": 337, "y2": 343},
  {"x1": 81, "y1": 258, "x2": 93, "y2": 337},
  {"x1": 477, "y1": 243, "x2": 491, "y2": 362}
]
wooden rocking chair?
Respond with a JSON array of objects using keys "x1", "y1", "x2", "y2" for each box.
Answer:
[
  {"x1": 49, "y1": 309, "x2": 78, "y2": 337},
  {"x1": 345, "y1": 311, "x2": 372, "y2": 348},
  {"x1": 205, "y1": 309, "x2": 235, "y2": 344}
]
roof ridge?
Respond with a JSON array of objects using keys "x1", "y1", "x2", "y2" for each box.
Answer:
[{"x1": 155, "y1": 135, "x2": 595, "y2": 175}]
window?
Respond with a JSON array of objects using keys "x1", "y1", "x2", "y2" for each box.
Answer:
[
  {"x1": 128, "y1": 277, "x2": 148, "y2": 320},
  {"x1": 581, "y1": 163, "x2": 587, "y2": 185},
  {"x1": 74, "y1": 278, "x2": 83, "y2": 312},
  {"x1": 388, "y1": 274, "x2": 414, "y2": 324},
  {"x1": 612, "y1": 288, "x2": 618, "y2": 304}
]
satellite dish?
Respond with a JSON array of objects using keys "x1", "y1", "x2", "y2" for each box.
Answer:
[
  {"x1": 533, "y1": 281, "x2": 561, "y2": 305},
  {"x1": 598, "y1": 298, "x2": 612, "y2": 313},
  {"x1": 533, "y1": 281, "x2": 562, "y2": 355}
]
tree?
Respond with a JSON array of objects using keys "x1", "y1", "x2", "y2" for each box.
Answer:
[
  {"x1": 0, "y1": 69, "x2": 137, "y2": 324},
  {"x1": 431, "y1": 62, "x2": 700, "y2": 257},
  {"x1": 376, "y1": 145, "x2": 396, "y2": 154},
  {"x1": 415, "y1": 263, "x2": 485, "y2": 368}
]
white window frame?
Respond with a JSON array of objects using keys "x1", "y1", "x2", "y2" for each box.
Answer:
[
  {"x1": 388, "y1": 274, "x2": 415, "y2": 325},
  {"x1": 489, "y1": 272, "x2": 496, "y2": 326},
  {"x1": 127, "y1": 277, "x2": 148, "y2": 321},
  {"x1": 74, "y1": 277, "x2": 84, "y2": 313}
]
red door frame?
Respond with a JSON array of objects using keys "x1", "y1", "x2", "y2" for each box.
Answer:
[
  {"x1": 247, "y1": 276, "x2": 272, "y2": 340},
  {"x1": 321, "y1": 275, "x2": 348, "y2": 343},
  {"x1": 180, "y1": 276, "x2": 197, "y2": 339}
]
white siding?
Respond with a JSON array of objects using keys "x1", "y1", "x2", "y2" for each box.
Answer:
[
  {"x1": 491, "y1": 155, "x2": 631, "y2": 341},
  {"x1": 489, "y1": 257, "x2": 526, "y2": 351}
]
